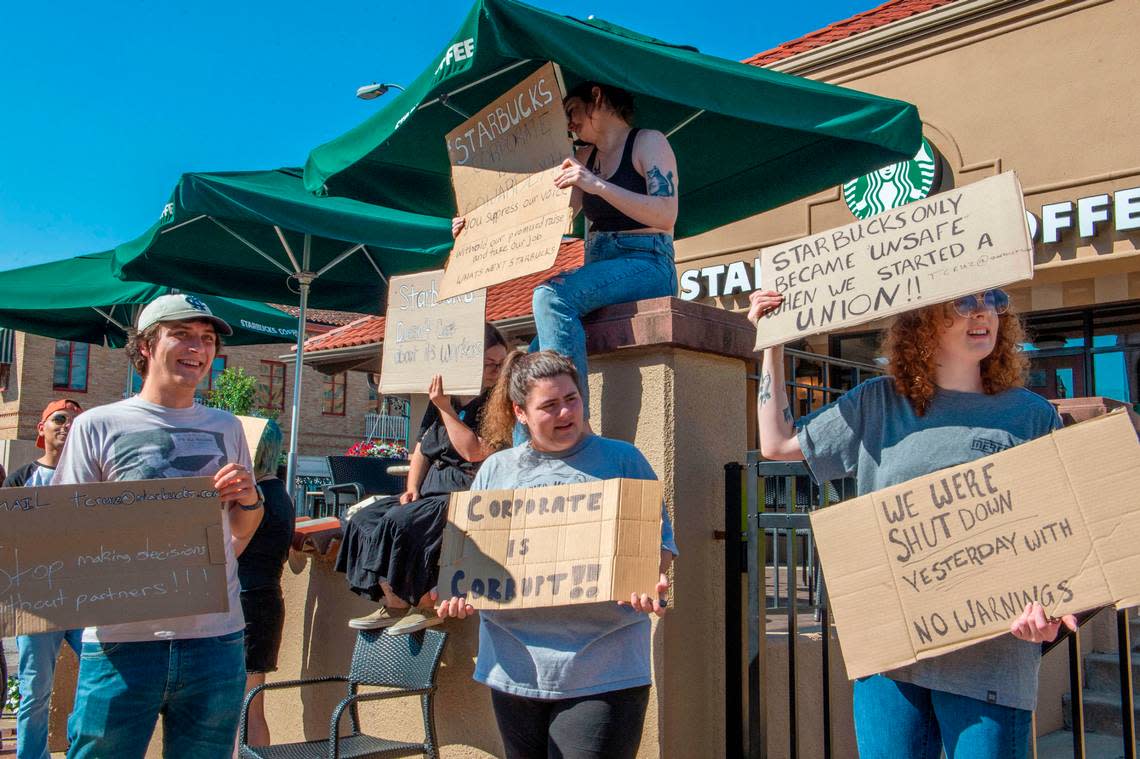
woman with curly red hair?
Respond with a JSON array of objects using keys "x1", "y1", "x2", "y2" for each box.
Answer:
[{"x1": 749, "y1": 288, "x2": 1073, "y2": 759}]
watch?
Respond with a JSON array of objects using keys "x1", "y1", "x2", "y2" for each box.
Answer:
[{"x1": 239, "y1": 483, "x2": 265, "y2": 511}]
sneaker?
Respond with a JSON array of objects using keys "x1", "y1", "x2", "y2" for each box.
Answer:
[
  {"x1": 385, "y1": 610, "x2": 445, "y2": 635},
  {"x1": 348, "y1": 606, "x2": 407, "y2": 630}
]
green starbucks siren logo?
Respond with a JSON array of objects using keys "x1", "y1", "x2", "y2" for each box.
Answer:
[{"x1": 843, "y1": 138, "x2": 939, "y2": 219}]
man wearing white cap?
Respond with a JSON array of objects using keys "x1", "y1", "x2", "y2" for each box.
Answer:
[{"x1": 53, "y1": 294, "x2": 264, "y2": 759}]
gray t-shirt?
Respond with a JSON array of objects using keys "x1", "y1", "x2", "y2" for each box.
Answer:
[
  {"x1": 53, "y1": 396, "x2": 251, "y2": 643},
  {"x1": 470, "y1": 434, "x2": 678, "y2": 700},
  {"x1": 797, "y1": 375, "x2": 1061, "y2": 711}
]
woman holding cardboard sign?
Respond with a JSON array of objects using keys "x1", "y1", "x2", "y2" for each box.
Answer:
[
  {"x1": 749, "y1": 287, "x2": 1072, "y2": 759},
  {"x1": 434, "y1": 350, "x2": 677, "y2": 759},
  {"x1": 452, "y1": 81, "x2": 679, "y2": 430},
  {"x1": 335, "y1": 324, "x2": 508, "y2": 635}
]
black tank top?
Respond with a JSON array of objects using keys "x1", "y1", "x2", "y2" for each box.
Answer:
[{"x1": 581, "y1": 128, "x2": 648, "y2": 232}]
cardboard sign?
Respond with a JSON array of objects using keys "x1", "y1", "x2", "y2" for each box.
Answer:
[
  {"x1": 379, "y1": 269, "x2": 487, "y2": 395},
  {"x1": 438, "y1": 478, "x2": 663, "y2": 610},
  {"x1": 811, "y1": 410, "x2": 1140, "y2": 680},
  {"x1": 441, "y1": 62, "x2": 574, "y2": 299},
  {"x1": 446, "y1": 62, "x2": 572, "y2": 216},
  {"x1": 237, "y1": 415, "x2": 269, "y2": 467},
  {"x1": 0, "y1": 476, "x2": 228, "y2": 636},
  {"x1": 755, "y1": 171, "x2": 1034, "y2": 350}
]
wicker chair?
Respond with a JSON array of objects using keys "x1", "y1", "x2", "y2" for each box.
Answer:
[
  {"x1": 322, "y1": 456, "x2": 408, "y2": 519},
  {"x1": 238, "y1": 628, "x2": 447, "y2": 759}
]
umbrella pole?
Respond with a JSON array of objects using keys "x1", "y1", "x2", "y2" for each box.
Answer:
[{"x1": 285, "y1": 272, "x2": 314, "y2": 508}]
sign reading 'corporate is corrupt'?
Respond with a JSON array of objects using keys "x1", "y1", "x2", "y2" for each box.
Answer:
[
  {"x1": 755, "y1": 171, "x2": 1034, "y2": 350},
  {"x1": 441, "y1": 62, "x2": 573, "y2": 299},
  {"x1": 811, "y1": 411, "x2": 1140, "y2": 679},
  {"x1": 379, "y1": 269, "x2": 487, "y2": 395},
  {"x1": 438, "y1": 478, "x2": 663, "y2": 610},
  {"x1": 0, "y1": 476, "x2": 228, "y2": 636}
]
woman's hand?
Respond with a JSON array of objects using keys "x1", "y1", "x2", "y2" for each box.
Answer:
[
  {"x1": 399, "y1": 488, "x2": 420, "y2": 505},
  {"x1": 451, "y1": 217, "x2": 466, "y2": 239},
  {"x1": 554, "y1": 157, "x2": 605, "y2": 195},
  {"x1": 747, "y1": 290, "x2": 784, "y2": 324},
  {"x1": 619, "y1": 574, "x2": 670, "y2": 617},
  {"x1": 1010, "y1": 602, "x2": 1077, "y2": 643},
  {"x1": 431, "y1": 588, "x2": 476, "y2": 620},
  {"x1": 428, "y1": 375, "x2": 450, "y2": 411}
]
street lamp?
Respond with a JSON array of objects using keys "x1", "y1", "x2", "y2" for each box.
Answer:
[{"x1": 356, "y1": 82, "x2": 405, "y2": 100}]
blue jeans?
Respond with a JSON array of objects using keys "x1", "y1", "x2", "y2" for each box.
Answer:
[
  {"x1": 853, "y1": 674, "x2": 1031, "y2": 759},
  {"x1": 16, "y1": 630, "x2": 83, "y2": 759},
  {"x1": 66, "y1": 631, "x2": 246, "y2": 759},
  {"x1": 523, "y1": 231, "x2": 677, "y2": 436}
]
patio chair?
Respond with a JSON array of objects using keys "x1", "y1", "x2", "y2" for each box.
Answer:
[
  {"x1": 238, "y1": 628, "x2": 447, "y2": 759},
  {"x1": 322, "y1": 456, "x2": 408, "y2": 519}
]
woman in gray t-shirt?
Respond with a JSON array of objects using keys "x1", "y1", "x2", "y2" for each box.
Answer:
[
  {"x1": 435, "y1": 350, "x2": 676, "y2": 759},
  {"x1": 749, "y1": 288, "x2": 1071, "y2": 759}
]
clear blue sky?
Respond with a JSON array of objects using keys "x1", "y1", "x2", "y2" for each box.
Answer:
[{"x1": 0, "y1": 0, "x2": 872, "y2": 269}]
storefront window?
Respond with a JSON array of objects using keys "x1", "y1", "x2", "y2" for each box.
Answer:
[{"x1": 1023, "y1": 305, "x2": 1140, "y2": 405}]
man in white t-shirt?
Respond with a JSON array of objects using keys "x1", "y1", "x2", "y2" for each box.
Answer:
[{"x1": 54, "y1": 294, "x2": 264, "y2": 759}]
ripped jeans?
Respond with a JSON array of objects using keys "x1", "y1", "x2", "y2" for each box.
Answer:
[{"x1": 527, "y1": 231, "x2": 677, "y2": 420}]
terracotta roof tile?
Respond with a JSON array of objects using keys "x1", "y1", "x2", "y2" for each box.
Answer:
[
  {"x1": 268, "y1": 304, "x2": 370, "y2": 326},
  {"x1": 743, "y1": 0, "x2": 959, "y2": 66},
  {"x1": 302, "y1": 239, "x2": 586, "y2": 354}
]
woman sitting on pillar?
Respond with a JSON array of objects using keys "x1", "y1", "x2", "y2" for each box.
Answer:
[
  {"x1": 452, "y1": 81, "x2": 679, "y2": 433},
  {"x1": 435, "y1": 350, "x2": 677, "y2": 759},
  {"x1": 749, "y1": 287, "x2": 1073, "y2": 759},
  {"x1": 336, "y1": 323, "x2": 508, "y2": 635}
]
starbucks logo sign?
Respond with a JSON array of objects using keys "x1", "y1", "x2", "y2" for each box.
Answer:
[{"x1": 843, "y1": 138, "x2": 940, "y2": 219}]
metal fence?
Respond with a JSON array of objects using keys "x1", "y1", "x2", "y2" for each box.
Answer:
[
  {"x1": 724, "y1": 460, "x2": 1138, "y2": 759},
  {"x1": 364, "y1": 412, "x2": 410, "y2": 446}
]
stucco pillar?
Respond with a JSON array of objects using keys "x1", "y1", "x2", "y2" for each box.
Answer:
[{"x1": 585, "y1": 296, "x2": 755, "y2": 758}]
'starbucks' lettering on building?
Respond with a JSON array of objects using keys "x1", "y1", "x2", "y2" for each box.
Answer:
[{"x1": 843, "y1": 138, "x2": 939, "y2": 219}]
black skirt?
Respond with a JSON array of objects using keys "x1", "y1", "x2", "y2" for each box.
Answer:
[{"x1": 335, "y1": 461, "x2": 473, "y2": 604}]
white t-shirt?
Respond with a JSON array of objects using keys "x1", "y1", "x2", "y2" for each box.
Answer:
[{"x1": 53, "y1": 396, "x2": 251, "y2": 643}]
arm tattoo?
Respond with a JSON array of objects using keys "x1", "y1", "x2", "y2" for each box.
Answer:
[
  {"x1": 758, "y1": 373, "x2": 772, "y2": 406},
  {"x1": 646, "y1": 166, "x2": 676, "y2": 198},
  {"x1": 783, "y1": 406, "x2": 794, "y2": 425}
]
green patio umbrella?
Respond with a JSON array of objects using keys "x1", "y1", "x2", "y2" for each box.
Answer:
[
  {"x1": 112, "y1": 167, "x2": 455, "y2": 494},
  {"x1": 0, "y1": 251, "x2": 299, "y2": 348},
  {"x1": 303, "y1": 0, "x2": 923, "y2": 238}
]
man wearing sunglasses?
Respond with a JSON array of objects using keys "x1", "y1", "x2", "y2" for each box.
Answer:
[{"x1": 4, "y1": 398, "x2": 83, "y2": 759}]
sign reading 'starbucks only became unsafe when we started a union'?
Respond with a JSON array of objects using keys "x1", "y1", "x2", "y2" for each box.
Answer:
[{"x1": 754, "y1": 171, "x2": 1034, "y2": 351}]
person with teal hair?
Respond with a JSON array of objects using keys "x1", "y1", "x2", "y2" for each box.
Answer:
[{"x1": 238, "y1": 419, "x2": 295, "y2": 748}]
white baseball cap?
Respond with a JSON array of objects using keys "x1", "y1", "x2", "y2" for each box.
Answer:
[{"x1": 136, "y1": 293, "x2": 233, "y2": 336}]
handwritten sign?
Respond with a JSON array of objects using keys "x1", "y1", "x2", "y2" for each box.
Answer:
[
  {"x1": 438, "y1": 478, "x2": 663, "y2": 610},
  {"x1": 0, "y1": 476, "x2": 227, "y2": 636},
  {"x1": 755, "y1": 171, "x2": 1033, "y2": 350},
  {"x1": 379, "y1": 269, "x2": 487, "y2": 395},
  {"x1": 441, "y1": 62, "x2": 574, "y2": 299},
  {"x1": 811, "y1": 410, "x2": 1140, "y2": 679},
  {"x1": 237, "y1": 416, "x2": 269, "y2": 467}
]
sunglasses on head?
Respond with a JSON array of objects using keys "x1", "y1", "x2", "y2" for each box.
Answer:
[
  {"x1": 952, "y1": 289, "x2": 1009, "y2": 318},
  {"x1": 47, "y1": 413, "x2": 74, "y2": 425}
]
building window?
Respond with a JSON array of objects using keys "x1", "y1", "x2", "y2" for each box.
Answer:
[
  {"x1": 53, "y1": 341, "x2": 89, "y2": 392},
  {"x1": 195, "y1": 355, "x2": 227, "y2": 398},
  {"x1": 0, "y1": 328, "x2": 13, "y2": 392},
  {"x1": 259, "y1": 361, "x2": 286, "y2": 410},
  {"x1": 1023, "y1": 304, "x2": 1140, "y2": 404},
  {"x1": 323, "y1": 372, "x2": 347, "y2": 416}
]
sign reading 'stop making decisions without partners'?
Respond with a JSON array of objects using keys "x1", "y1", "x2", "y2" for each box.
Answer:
[
  {"x1": 441, "y1": 62, "x2": 575, "y2": 299},
  {"x1": 811, "y1": 410, "x2": 1140, "y2": 680},
  {"x1": 438, "y1": 478, "x2": 664, "y2": 610},
  {"x1": 0, "y1": 476, "x2": 227, "y2": 636},
  {"x1": 755, "y1": 171, "x2": 1034, "y2": 350},
  {"x1": 379, "y1": 269, "x2": 488, "y2": 396}
]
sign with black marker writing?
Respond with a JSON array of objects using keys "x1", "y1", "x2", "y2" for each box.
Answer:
[
  {"x1": 755, "y1": 171, "x2": 1033, "y2": 350},
  {"x1": 438, "y1": 478, "x2": 663, "y2": 610},
  {"x1": 441, "y1": 62, "x2": 574, "y2": 299},
  {"x1": 811, "y1": 410, "x2": 1140, "y2": 679},
  {"x1": 379, "y1": 269, "x2": 487, "y2": 396},
  {"x1": 0, "y1": 476, "x2": 227, "y2": 636}
]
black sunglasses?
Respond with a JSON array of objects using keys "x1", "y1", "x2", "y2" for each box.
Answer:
[
  {"x1": 952, "y1": 289, "x2": 1009, "y2": 318},
  {"x1": 47, "y1": 413, "x2": 74, "y2": 425}
]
